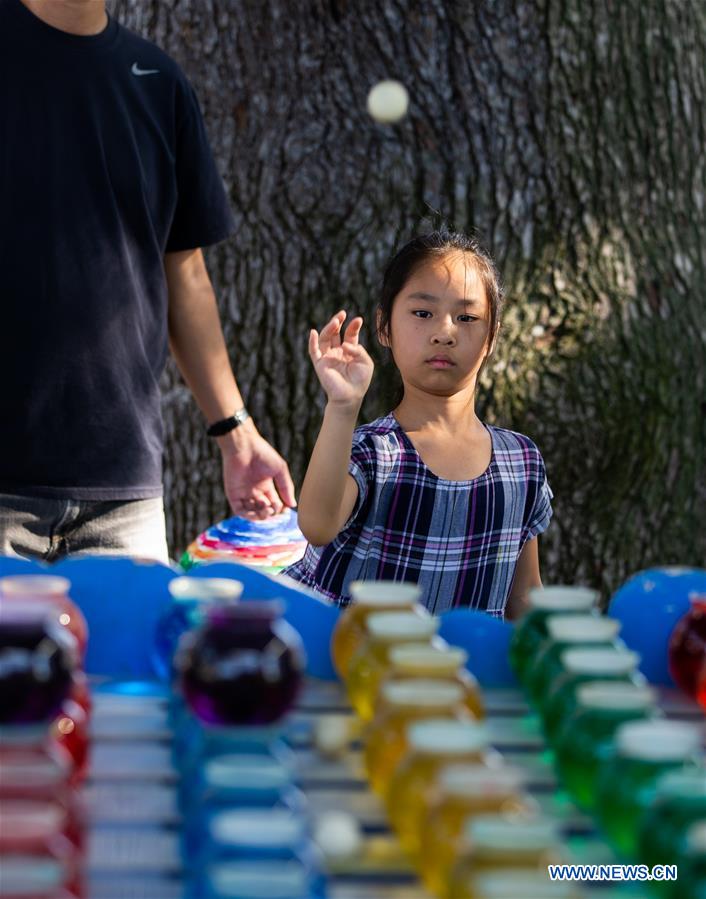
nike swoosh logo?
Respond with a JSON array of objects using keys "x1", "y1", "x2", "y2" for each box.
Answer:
[{"x1": 132, "y1": 62, "x2": 159, "y2": 76}]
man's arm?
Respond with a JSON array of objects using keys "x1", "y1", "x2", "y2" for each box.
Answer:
[
  {"x1": 505, "y1": 537, "x2": 542, "y2": 620},
  {"x1": 164, "y1": 248, "x2": 295, "y2": 517}
]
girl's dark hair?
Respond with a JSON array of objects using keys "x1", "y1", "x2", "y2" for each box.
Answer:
[{"x1": 376, "y1": 230, "x2": 504, "y2": 380}]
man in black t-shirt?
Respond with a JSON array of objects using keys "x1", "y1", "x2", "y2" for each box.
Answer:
[{"x1": 0, "y1": 0, "x2": 296, "y2": 562}]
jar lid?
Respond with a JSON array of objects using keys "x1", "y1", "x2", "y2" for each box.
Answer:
[
  {"x1": 685, "y1": 820, "x2": 706, "y2": 855},
  {"x1": 464, "y1": 815, "x2": 559, "y2": 851},
  {"x1": 389, "y1": 643, "x2": 468, "y2": 672},
  {"x1": 210, "y1": 809, "x2": 306, "y2": 847},
  {"x1": 545, "y1": 615, "x2": 620, "y2": 642},
  {"x1": 380, "y1": 679, "x2": 464, "y2": 708},
  {"x1": 652, "y1": 767, "x2": 706, "y2": 799},
  {"x1": 0, "y1": 575, "x2": 71, "y2": 596},
  {"x1": 349, "y1": 580, "x2": 422, "y2": 606},
  {"x1": 615, "y1": 720, "x2": 702, "y2": 760},
  {"x1": 468, "y1": 871, "x2": 576, "y2": 898},
  {"x1": 407, "y1": 719, "x2": 488, "y2": 754},
  {"x1": 575, "y1": 682, "x2": 656, "y2": 711},
  {"x1": 527, "y1": 585, "x2": 598, "y2": 611},
  {"x1": 207, "y1": 860, "x2": 310, "y2": 898},
  {"x1": 204, "y1": 754, "x2": 292, "y2": 791},
  {"x1": 439, "y1": 764, "x2": 524, "y2": 797},
  {"x1": 560, "y1": 647, "x2": 640, "y2": 675},
  {"x1": 168, "y1": 577, "x2": 242, "y2": 601},
  {"x1": 367, "y1": 611, "x2": 440, "y2": 641}
]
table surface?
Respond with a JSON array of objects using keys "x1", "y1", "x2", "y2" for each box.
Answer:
[{"x1": 85, "y1": 681, "x2": 704, "y2": 899}]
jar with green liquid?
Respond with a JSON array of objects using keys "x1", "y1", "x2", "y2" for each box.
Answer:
[
  {"x1": 595, "y1": 720, "x2": 703, "y2": 859},
  {"x1": 637, "y1": 769, "x2": 706, "y2": 873},
  {"x1": 508, "y1": 586, "x2": 598, "y2": 687},
  {"x1": 554, "y1": 681, "x2": 657, "y2": 812},
  {"x1": 526, "y1": 615, "x2": 622, "y2": 705},
  {"x1": 673, "y1": 821, "x2": 706, "y2": 899},
  {"x1": 540, "y1": 647, "x2": 643, "y2": 744}
]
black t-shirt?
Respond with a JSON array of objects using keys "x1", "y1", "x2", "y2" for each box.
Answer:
[{"x1": 0, "y1": 0, "x2": 235, "y2": 498}]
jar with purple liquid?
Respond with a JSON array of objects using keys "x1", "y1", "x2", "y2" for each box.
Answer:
[
  {"x1": 176, "y1": 601, "x2": 306, "y2": 727},
  {"x1": 0, "y1": 607, "x2": 74, "y2": 724}
]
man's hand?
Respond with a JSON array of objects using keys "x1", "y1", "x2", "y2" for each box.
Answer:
[{"x1": 218, "y1": 419, "x2": 296, "y2": 519}]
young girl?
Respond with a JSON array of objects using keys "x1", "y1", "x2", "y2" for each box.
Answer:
[{"x1": 284, "y1": 231, "x2": 552, "y2": 619}]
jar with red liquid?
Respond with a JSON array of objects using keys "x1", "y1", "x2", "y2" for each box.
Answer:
[
  {"x1": 668, "y1": 592, "x2": 706, "y2": 705},
  {"x1": 0, "y1": 575, "x2": 88, "y2": 663},
  {"x1": 175, "y1": 601, "x2": 306, "y2": 726},
  {"x1": 0, "y1": 797, "x2": 84, "y2": 898},
  {"x1": 0, "y1": 746, "x2": 84, "y2": 853}
]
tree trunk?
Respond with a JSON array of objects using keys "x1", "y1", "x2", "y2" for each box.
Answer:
[{"x1": 112, "y1": 0, "x2": 706, "y2": 600}]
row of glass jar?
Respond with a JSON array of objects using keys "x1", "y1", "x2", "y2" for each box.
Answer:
[
  {"x1": 330, "y1": 580, "x2": 583, "y2": 899},
  {"x1": 0, "y1": 574, "x2": 92, "y2": 898},
  {"x1": 162, "y1": 605, "x2": 323, "y2": 899},
  {"x1": 509, "y1": 584, "x2": 705, "y2": 898}
]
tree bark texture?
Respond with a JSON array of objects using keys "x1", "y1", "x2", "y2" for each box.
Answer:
[{"x1": 112, "y1": 0, "x2": 705, "y2": 600}]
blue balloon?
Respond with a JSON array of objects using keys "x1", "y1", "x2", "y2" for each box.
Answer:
[
  {"x1": 608, "y1": 567, "x2": 706, "y2": 686},
  {"x1": 439, "y1": 609, "x2": 518, "y2": 687}
]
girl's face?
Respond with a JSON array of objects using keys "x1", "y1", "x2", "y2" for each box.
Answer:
[{"x1": 380, "y1": 252, "x2": 492, "y2": 398}]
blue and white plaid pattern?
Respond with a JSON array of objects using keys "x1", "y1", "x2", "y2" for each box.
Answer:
[{"x1": 284, "y1": 414, "x2": 553, "y2": 616}]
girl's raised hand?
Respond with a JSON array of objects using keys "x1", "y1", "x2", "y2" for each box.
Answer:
[{"x1": 309, "y1": 311, "x2": 374, "y2": 407}]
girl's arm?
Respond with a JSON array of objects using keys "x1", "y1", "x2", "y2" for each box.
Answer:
[
  {"x1": 297, "y1": 311, "x2": 374, "y2": 546},
  {"x1": 505, "y1": 537, "x2": 542, "y2": 620}
]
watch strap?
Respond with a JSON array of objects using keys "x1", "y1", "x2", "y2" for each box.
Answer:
[{"x1": 206, "y1": 407, "x2": 251, "y2": 437}]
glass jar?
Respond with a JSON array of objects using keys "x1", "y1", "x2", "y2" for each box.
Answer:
[
  {"x1": 381, "y1": 643, "x2": 484, "y2": 719},
  {"x1": 330, "y1": 580, "x2": 421, "y2": 679},
  {"x1": 673, "y1": 821, "x2": 706, "y2": 899},
  {"x1": 176, "y1": 601, "x2": 306, "y2": 726},
  {"x1": 0, "y1": 607, "x2": 74, "y2": 724},
  {"x1": 637, "y1": 768, "x2": 706, "y2": 868},
  {"x1": 525, "y1": 615, "x2": 622, "y2": 704},
  {"x1": 554, "y1": 681, "x2": 657, "y2": 811},
  {"x1": 418, "y1": 764, "x2": 533, "y2": 896},
  {"x1": 195, "y1": 808, "x2": 325, "y2": 898},
  {"x1": 508, "y1": 585, "x2": 599, "y2": 686},
  {"x1": 453, "y1": 870, "x2": 581, "y2": 899},
  {"x1": 363, "y1": 679, "x2": 470, "y2": 796},
  {"x1": 385, "y1": 719, "x2": 500, "y2": 856},
  {"x1": 153, "y1": 577, "x2": 243, "y2": 680},
  {"x1": 345, "y1": 611, "x2": 442, "y2": 722},
  {"x1": 595, "y1": 719, "x2": 702, "y2": 858},
  {"x1": 0, "y1": 730, "x2": 81, "y2": 847},
  {"x1": 445, "y1": 817, "x2": 563, "y2": 899},
  {"x1": 668, "y1": 592, "x2": 706, "y2": 702},
  {"x1": 0, "y1": 575, "x2": 88, "y2": 663},
  {"x1": 540, "y1": 647, "x2": 643, "y2": 743}
]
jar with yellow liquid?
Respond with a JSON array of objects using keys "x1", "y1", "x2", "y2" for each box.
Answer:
[
  {"x1": 456, "y1": 871, "x2": 582, "y2": 899},
  {"x1": 345, "y1": 612, "x2": 441, "y2": 722},
  {"x1": 330, "y1": 581, "x2": 422, "y2": 679},
  {"x1": 418, "y1": 764, "x2": 533, "y2": 896},
  {"x1": 380, "y1": 643, "x2": 484, "y2": 720},
  {"x1": 385, "y1": 719, "x2": 499, "y2": 856},
  {"x1": 364, "y1": 679, "x2": 471, "y2": 796},
  {"x1": 445, "y1": 817, "x2": 563, "y2": 899}
]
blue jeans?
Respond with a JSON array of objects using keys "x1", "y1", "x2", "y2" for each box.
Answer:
[{"x1": 0, "y1": 493, "x2": 170, "y2": 564}]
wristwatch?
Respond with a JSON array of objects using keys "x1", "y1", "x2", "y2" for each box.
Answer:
[{"x1": 206, "y1": 407, "x2": 251, "y2": 437}]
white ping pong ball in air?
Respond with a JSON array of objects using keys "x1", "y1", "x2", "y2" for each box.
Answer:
[{"x1": 367, "y1": 79, "x2": 409, "y2": 123}]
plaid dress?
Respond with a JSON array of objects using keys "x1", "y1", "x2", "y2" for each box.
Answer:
[{"x1": 283, "y1": 414, "x2": 553, "y2": 616}]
